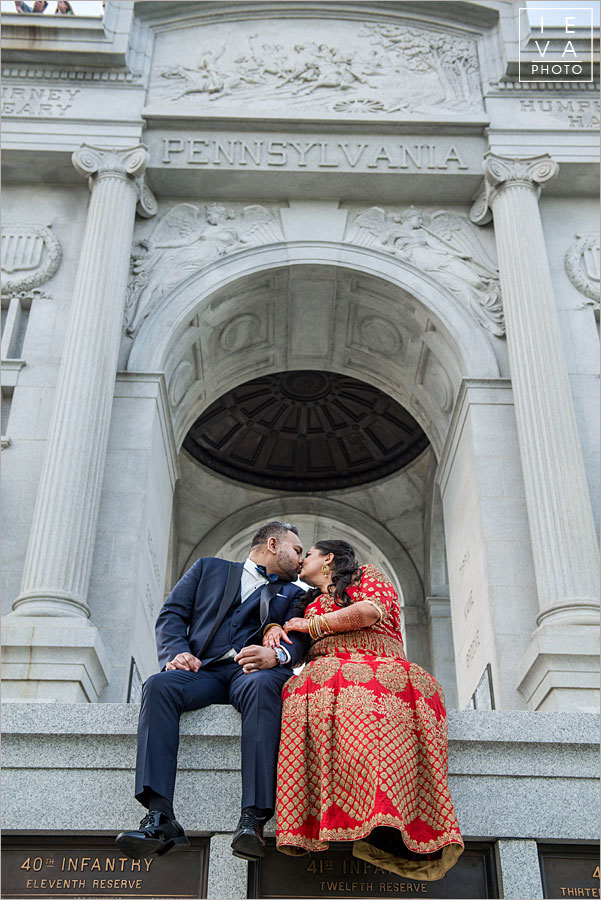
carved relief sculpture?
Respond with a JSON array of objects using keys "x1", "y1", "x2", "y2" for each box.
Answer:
[
  {"x1": 151, "y1": 22, "x2": 482, "y2": 117},
  {"x1": 565, "y1": 233, "x2": 600, "y2": 310},
  {"x1": 124, "y1": 203, "x2": 282, "y2": 336},
  {"x1": 347, "y1": 207, "x2": 504, "y2": 336},
  {"x1": 1, "y1": 224, "x2": 62, "y2": 301}
]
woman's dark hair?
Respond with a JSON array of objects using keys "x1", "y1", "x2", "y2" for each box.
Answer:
[{"x1": 294, "y1": 540, "x2": 362, "y2": 615}]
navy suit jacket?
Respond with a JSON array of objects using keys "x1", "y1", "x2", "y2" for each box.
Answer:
[{"x1": 155, "y1": 558, "x2": 307, "y2": 670}]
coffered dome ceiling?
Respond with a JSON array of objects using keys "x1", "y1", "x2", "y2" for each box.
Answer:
[{"x1": 183, "y1": 370, "x2": 429, "y2": 491}]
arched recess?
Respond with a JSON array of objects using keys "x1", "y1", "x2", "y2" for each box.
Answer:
[
  {"x1": 123, "y1": 242, "x2": 509, "y2": 703},
  {"x1": 126, "y1": 243, "x2": 500, "y2": 460},
  {"x1": 182, "y1": 497, "x2": 425, "y2": 654},
  {"x1": 183, "y1": 496, "x2": 422, "y2": 605}
]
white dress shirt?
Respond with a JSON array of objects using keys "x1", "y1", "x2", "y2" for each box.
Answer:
[
  {"x1": 217, "y1": 557, "x2": 291, "y2": 663},
  {"x1": 241, "y1": 556, "x2": 270, "y2": 601}
]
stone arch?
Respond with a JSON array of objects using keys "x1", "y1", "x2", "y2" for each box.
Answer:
[
  {"x1": 183, "y1": 495, "x2": 422, "y2": 605},
  {"x1": 126, "y1": 243, "x2": 500, "y2": 459}
]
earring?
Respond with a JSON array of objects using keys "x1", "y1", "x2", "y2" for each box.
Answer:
[{"x1": 321, "y1": 563, "x2": 330, "y2": 576}]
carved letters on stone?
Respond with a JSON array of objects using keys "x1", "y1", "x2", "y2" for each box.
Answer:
[
  {"x1": 124, "y1": 203, "x2": 283, "y2": 336},
  {"x1": 347, "y1": 206, "x2": 505, "y2": 336},
  {"x1": 151, "y1": 22, "x2": 482, "y2": 117},
  {"x1": 565, "y1": 233, "x2": 600, "y2": 309},
  {"x1": 1, "y1": 224, "x2": 62, "y2": 301}
]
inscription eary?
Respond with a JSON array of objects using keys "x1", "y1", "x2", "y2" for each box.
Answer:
[{"x1": 2, "y1": 85, "x2": 81, "y2": 117}]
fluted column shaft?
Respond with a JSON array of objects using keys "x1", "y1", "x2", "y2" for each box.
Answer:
[
  {"x1": 471, "y1": 153, "x2": 599, "y2": 627},
  {"x1": 14, "y1": 145, "x2": 149, "y2": 618}
]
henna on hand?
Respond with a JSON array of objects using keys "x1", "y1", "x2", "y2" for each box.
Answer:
[{"x1": 322, "y1": 600, "x2": 379, "y2": 634}]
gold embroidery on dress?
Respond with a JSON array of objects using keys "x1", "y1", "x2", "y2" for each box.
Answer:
[
  {"x1": 340, "y1": 662, "x2": 374, "y2": 684},
  {"x1": 375, "y1": 661, "x2": 409, "y2": 693},
  {"x1": 409, "y1": 664, "x2": 439, "y2": 699},
  {"x1": 308, "y1": 631, "x2": 406, "y2": 661},
  {"x1": 277, "y1": 562, "x2": 463, "y2": 877}
]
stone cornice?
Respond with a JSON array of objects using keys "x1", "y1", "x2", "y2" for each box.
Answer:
[{"x1": 2, "y1": 66, "x2": 142, "y2": 83}]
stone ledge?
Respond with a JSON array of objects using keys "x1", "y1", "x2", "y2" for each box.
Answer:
[
  {"x1": 2, "y1": 705, "x2": 599, "y2": 840},
  {"x1": 2, "y1": 703, "x2": 599, "y2": 742}
]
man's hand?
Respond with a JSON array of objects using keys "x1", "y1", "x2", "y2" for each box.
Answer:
[
  {"x1": 165, "y1": 652, "x2": 201, "y2": 672},
  {"x1": 235, "y1": 645, "x2": 277, "y2": 674},
  {"x1": 262, "y1": 625, "x2": 292, "y2": 649}
]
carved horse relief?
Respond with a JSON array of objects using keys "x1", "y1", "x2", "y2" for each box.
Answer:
[{"x1": 150, "y1": 21, "x2": 483, "y2": 118}]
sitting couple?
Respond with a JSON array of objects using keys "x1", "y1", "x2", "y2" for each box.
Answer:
[{"x1": 116, "y1": 521, "x2": 463, "y2": 881}]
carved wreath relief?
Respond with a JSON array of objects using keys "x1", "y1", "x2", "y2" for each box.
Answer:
[
  {"x1": 1, "y1": 224, "x2": 62, "y2": 301},
  {"x1": 124, "y1": 203, "x2": 282, "y2": 336},
  {"x1": 565, "y1": 233, "x2": 600, "y2": 309},
  {"x1": 151, "y1": 21, "x2": 482, "y2": 117},
  {"x1": 346, "y1": 207, "x2": 504, "y2": 336}
]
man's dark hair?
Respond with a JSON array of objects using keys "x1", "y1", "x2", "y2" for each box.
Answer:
[{"x1": 250, "y1": 521, "x2": 299, "y2": 548}]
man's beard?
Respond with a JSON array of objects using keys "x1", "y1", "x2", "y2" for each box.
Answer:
[{"x1": 276, "y1": 551, "x2": 298, "y2": 582}]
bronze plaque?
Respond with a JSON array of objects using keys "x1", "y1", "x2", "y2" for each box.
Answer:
[
  {"x1": 538, "y1": 845, "x2": 600, "y2": 899},
  {"x1": 1, "y1": 837, "x2": 209, "y2": 899},
  {"x1": 249, "y1": 841, "x2": 498, "y2": 899}
]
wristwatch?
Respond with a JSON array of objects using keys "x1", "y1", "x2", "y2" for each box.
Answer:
[{"x1": 273, "y1": 647, "x2": 288, "y2": 666}]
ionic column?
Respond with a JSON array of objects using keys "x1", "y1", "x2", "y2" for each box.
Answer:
[
  {"x1": 13, "y1": 145, "x2": 153, "y2": 619},
  {"x1": 471, "y1": 153, "x2": 599, "y2": 710}
]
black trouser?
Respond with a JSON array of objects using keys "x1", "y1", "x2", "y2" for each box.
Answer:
[{"x1": 134, "y1": 659, "x2": 292, "y2": 815}]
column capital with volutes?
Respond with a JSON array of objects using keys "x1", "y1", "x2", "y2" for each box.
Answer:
[
  {"x1": 72, "y1": 144, "x2": 157, "y2": 218},
  {"x1": 470, "y1": 152, "x2": 559, "y2": 225},
  {"x1": 72, "y1": 143, "x2": 148, "y2": 181}
]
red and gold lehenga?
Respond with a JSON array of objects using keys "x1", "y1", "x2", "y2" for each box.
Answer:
[{"x1": 276, "y1": 564, "x2": 464, "y2": 881}]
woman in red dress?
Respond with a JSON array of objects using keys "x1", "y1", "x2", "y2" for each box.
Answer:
[{"x1": 264, "y1": 539, "x2": 464, "y2": 881}]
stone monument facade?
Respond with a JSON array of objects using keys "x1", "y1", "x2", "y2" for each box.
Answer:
[{"x1": 1, "y1": 2, "x2": 599, "y2": 898}]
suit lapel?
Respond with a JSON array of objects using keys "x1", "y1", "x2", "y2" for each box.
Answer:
[{"x1": 197, "y1": 563, "x2": 242, "y2": 658}]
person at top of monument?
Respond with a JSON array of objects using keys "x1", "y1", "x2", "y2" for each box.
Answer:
[
  {"x1": 14, "y1": 0, "x2": 48, "y2": 11},
  {"x1": 116, "y1": 522, "x2": 308, "y2": 863},
  {"x1": 55, "y1": 1, "x2": 74, "y2": 13},
  {"x1": 264, "y1": 539, "x2": 464, "y2": 881}
]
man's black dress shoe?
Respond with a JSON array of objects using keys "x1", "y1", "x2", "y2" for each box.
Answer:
[
  {"x1": 115, "y1": 810, "x2": 190, "y2": 859},
  {"x1": 231, "y1": 809, "x2": 266, "y2": 860}
]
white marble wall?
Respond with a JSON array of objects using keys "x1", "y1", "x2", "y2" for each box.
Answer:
[
  {"x1": 90, "y1": 374, "x2": 179, "y2": 701},
  {"x1": 439, "y1": 379, "x2": 537, "y2": 710}
]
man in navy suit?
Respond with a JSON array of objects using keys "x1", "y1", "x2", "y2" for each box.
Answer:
[{"x1": 116, "y1": 522, "x2": 307, "y2": 862}]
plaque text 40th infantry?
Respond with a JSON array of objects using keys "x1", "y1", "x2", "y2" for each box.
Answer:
[{"x1": 1, "y1": 837, "x2": 209, "y2": 899}]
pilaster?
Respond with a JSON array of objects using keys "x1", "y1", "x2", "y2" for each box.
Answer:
[{"x1": 471, "y1": 152, "x2": 600, "y2": 712}]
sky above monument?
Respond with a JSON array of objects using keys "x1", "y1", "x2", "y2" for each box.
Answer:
[{"x1": 0, "y1": 1, "x2": 599, "y2": 24}]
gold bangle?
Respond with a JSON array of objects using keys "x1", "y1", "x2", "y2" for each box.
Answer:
[
  {"x1": 263, "y1": 623, "x2": 281, "y2": 636},
  {"x1": 308, "y1": 618, "x2": 318, "y2": 640},
  {"x1": 321, "y1": 614, "x2": 333, "y2": 635}
]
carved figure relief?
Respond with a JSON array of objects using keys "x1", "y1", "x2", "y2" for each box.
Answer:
[
  {"x1": 124, "y1": 203, "x2": 282, "y2": 336},
  {"x1": 565, "y1": 233, "x2": 600, "y2": 309},
  {"x1": 1, "y1": 224, "x2": 62, "y2": 300},
  {"x1": 346, "y1": 206, "x2": 504, "y2": 336},
  {"x1": 150, "y1": 21, "x2": 482, "y2": 117}
]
